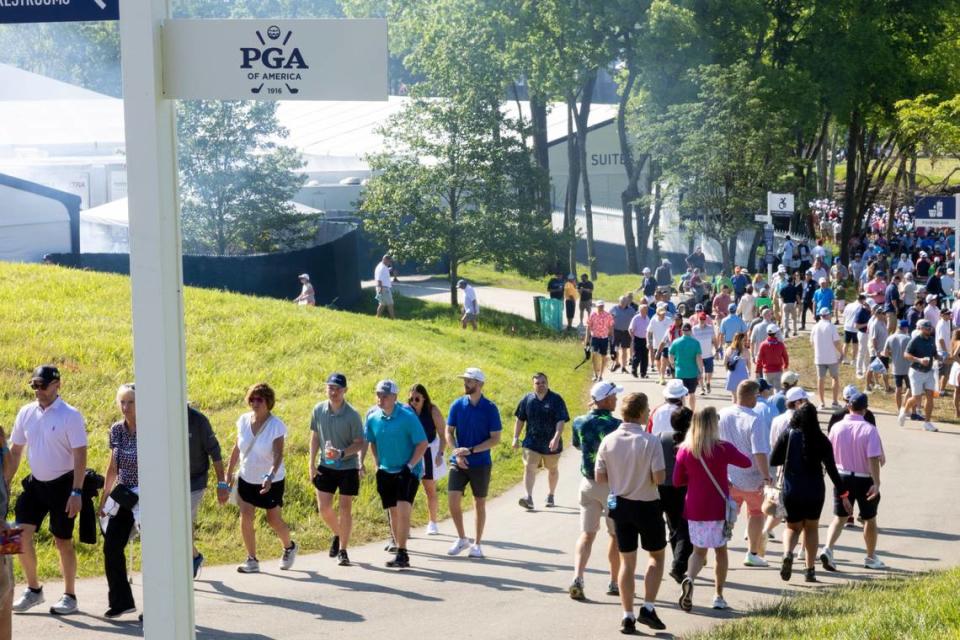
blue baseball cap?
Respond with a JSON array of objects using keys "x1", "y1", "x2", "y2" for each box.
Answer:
[
  {"x1": 727, "y1": 303, "x2": 737, "y2": 312},
  {"x1": 898, "y1": 319, "x2": 910, "y2": 328},
  {"x1": 850, "y1": 392, "x2": 869, "y2": 411}
]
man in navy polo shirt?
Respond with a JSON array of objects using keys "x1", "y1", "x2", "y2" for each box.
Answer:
[
  {"x1": 513, "y1": 373, "x2": 570, "y2": 510},
  {"x1": 446, "y1": 367, "x2": 502, "y2": 559}
]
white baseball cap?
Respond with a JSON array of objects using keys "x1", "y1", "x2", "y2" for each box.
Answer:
[
  {"x1": 590, "y1": 381, "x2": 624, "y2": 403},
  {"x1": 375, "y1": 379, "x2": 399, "y2": 395},
  {"x1": 663, "y1": 379, "x2": 689, "y2": 399},
  {"x1": 457, "y1": 367, "x2": 486, "y2": 383},
  {"x1": 766, "y1": 324, "x2": 781, "y2": 335},
  {"x1": 785, "y1": 387, "x2": 808, "y2": 403}
]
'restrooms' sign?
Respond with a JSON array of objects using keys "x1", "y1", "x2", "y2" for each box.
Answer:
[{"x1": 162, "y1": 19, "x2": 388, "y2": 101}]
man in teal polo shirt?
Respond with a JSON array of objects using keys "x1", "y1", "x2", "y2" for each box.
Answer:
[
  {"x1": 668, "y1": 323, "x2": 704, "y2": 411},
  {"x1": 365, "y1": 379, "x2": 429, "y2": 569},
  {"x1": 446, "y1": 367, "x2": 502, "y2": 559}
]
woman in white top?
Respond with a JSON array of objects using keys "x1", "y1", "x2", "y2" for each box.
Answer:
[
  {"x1": 294, "y1": 274, "x2": 315, "y2": 306},
  {"x1": 227, "y1": 383, "x2": 297, "y2": 574}
]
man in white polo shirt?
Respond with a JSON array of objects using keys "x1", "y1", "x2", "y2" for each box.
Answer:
[
  {"x1": 810, "y1": 306, "x2": 843, "y2": 409},
  {"x1": 5, "y1": 365, "x2": 88, "y2": 616},
  {"x1": 374, "y1": 254, "x2": 395, "y2": 319}
]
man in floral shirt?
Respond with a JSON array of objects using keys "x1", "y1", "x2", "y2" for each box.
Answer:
[
  {"x1": 568, "y1": 381, "x2": 623, "y2": 601},
  {"x1": 585, "y1": 301, "x2": 616, "y2": 382}
]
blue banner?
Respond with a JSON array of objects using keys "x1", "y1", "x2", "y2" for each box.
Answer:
[
  {"x1": 0, "y1": 0, "x2": 118, "y2": 24},
  {"x1": 914, "y1": 196, "x2": 957, "y2": 228}
]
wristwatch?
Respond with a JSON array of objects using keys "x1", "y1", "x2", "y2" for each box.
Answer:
[
  {"x1": 468, "y1": 447, "x2": 475, "y2": 455},
  {"x1": 70, "y1": 488, "x2": 82, "y2": 497}
]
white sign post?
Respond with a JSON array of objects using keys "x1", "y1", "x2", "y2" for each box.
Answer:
[{"x1": 119, "y1": 3, "x2": 386, "y2": 638}]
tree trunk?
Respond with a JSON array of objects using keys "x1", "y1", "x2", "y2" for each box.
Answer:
[
  {"x1": 840, "y1": 110, "x2": 862, "y2": 264},
  {"x1": 908, "y1": 152, "x2": 918, "y2": 192},
  {"x1": 650, "y1": 179, "x2": 662, "y2": 265},
  {"x1": 827, "y1": 127, "x2": 838, "y2": 196},
  {"x1": 727, "y1": 235, "x2": 738, "y2": 270},
  {"x1": 637, "y1": 158, "x2": 657, "y2": 265},
  {"x1": 449, "y1": 256, "x2": 459, "y2": 308},
  {"x1": 530, "y1": 95, "x2": 551, "y2": 221},
  {"x1": 748, "y1": 229, "x2": 762, "y2": 272},
  {"x1": 616, "y1": 64, "x2": 640, "y2": 274},
  {"x1": 564, "y1": 105, "x2": 580, "y2": 275},
  {"x1": 572, "y1": 71, "x2": 598, "y2": 279}
]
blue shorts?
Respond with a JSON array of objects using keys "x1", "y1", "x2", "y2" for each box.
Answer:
[{"x1": 702, "y1": 357, "x2": 714, "y2": 374}]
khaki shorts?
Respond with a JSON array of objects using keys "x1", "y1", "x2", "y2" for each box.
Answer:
[
  {"x1": 377, "y1": 288, "x2": 394, "y2": 306},
  {"x1": 579, "y1": 477, "x2": 615, "y2": 535},
  {"x1": 522, "y1": 448, "x2": 560, "y2": 471},
  {"x1": 190, "y1": 488, "x2": 205, "y2": 524}
]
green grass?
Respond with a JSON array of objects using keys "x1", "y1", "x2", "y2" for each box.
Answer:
[
  {"x1": 0, "y1": 262, "x2": 590, "y2": 579},
  {"x1": 458, "y1": 261, "x2": 646, "y2": 305},
  {"x1": 835, "y1": 157, "x2": 960, "y2": 188},
  {"x1": 686, "y1": 568, "x2": 960, "y2": 639}
]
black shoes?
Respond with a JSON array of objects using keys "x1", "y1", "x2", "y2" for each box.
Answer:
[
  {"x1": 386, "y1": 550, "x2": 410, "y2": 568},
  {"x1": 805, "y1": 567, "x2": 817, "y2": 582},
  {"x1": 620, "y1": 617, "x2": 636, "y2": 634},
  {"x1": 780, "y1": 553, "x2": 793, "y2": 582},
  {"x1": 329, "y1": 535, "x2": 340, "y2": 558},
  {"x1": 338, "y1": 549, "x2": 351, "y2": 567},
  {"x1": 104, "y1": 606, "x2": 136, "y2": 619},
  {"x1": 637, "y1": 606, "x2": 666, "y2": 630}
]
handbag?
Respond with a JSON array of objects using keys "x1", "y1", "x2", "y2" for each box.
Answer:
[
  {"x1": 762, "y1": 431, "x2": 790, "y2": 518},
  {"x1": 228, "y1": 417, "x2": 268, "y2": 506},
  {"x1": 726, "y1": 349, "x2": 741, "y2": 372},
  {"x1": 698, "y1": 454, "x2": 738, "y2": 541}
]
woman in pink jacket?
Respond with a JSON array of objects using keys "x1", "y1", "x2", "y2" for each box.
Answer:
[{"x1": 672, "y1": 406, "x2": 751, "y2": 612}]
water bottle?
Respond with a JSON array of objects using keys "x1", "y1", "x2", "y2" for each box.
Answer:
[
  {"x1": 324, "y1": 440, "x2": 338, "y2": 468},
  {"x1": 606, "y1": 493, "x2": 617, "y2": 511}
]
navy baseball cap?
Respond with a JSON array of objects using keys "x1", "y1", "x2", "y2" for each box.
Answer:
[
  {"x1": 326, "y1": 372, "x2": 347, "y2": 388},
  {"x1": 31, "y1": 365, "x2": 60, "y2": 384},
  {"x1": 757, "y1": 379, "x2": 773, "y2": 392},
  {"x1": 850, "y1": 392, "x2": 869, "y2": 411}
]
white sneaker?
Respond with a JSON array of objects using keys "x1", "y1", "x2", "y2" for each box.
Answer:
[
  {"x1": 447, "y1": 538, "x2": 471, "y2": 556},
  {"x1": 864, "y1": 555, "x2": 888, "y2": 570},
  {"x1": 12, "y1": 587, "x2": 44, "y2": 613},
  {"x1": 425, "y1": 521, "x2": 440, "y2": 535},
  {"x1": 468, "y1": 544, "x2": 485, "y2": 559},
  {"x1": 898, "y1": 410, "x2": 907, "y2": 427},
  {"x1": 711, "y1": 595, "x2": 729, "y2": 610},
  {"x1": 819, "y1": 547, "x2": 837, "y2": 572},
  {"x1": 237, "y1": 557, "x2": 260, "y2": 573},
  {"x1": 743, "y1": 552, "x2": 768, "y2": 567},
  {"x1": 49, "y1": 593, "x2": 78, "y2": 616},
  {"x1": 797, "y1": 547, "x2": 806, "y2": 562},
  {"x1": 923, "y1": 421, "x2": 939, "y2": 432},
  {"x1": 279, "y1": 541, "x2": 298, "y2": 570}
]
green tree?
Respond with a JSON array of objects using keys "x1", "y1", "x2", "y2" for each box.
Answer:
[
  {"x1": 645, "y1": 62, "x2": 794, "y2": 267},
  {"x1": 176, "y1": 101, "x2": 309, "y2": 256},
  {"x1": 358, "y1": 98, "x2": 556, "y2": 306}
]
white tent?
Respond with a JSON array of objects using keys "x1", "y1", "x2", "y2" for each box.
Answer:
[{"x1": 0, "y1": 174, "x2": 80, "y2": 262}]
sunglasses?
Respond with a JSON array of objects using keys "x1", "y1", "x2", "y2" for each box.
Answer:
[
  {"x1": 408, "y1": 396, "x2": 423, "y2": 403},
  {"x1": 248, "y1": 397, "x2": 265, "y2": 405},
  {"x1": 30, "y1": 381, "x2": 51, "y2": 390}
]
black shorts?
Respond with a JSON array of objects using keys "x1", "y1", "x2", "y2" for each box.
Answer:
[
  {"x1": 613, "y1": 329, "x2": 631, "y2": 349},
  {"x1": 312, "y1": 466, "x2": 360, "y2": 497},
  {"x1": 590, "y1": 336, "x2": 610, "y2": 356},
  {"x1": 702, "y1": 357, "x2": 715, "y2": 374},
  {"x1": 877, "y1": 356, "x2": 890, "y2": 368},
  {"x1": 834, "y1": 474, "x2": 880, "y2": 520},
  {"x1": 422, "y1": 441, "x2": 436, "y2": 481},
  {"x1": 681, "y1": 377, "x2": 699, "y2": 395},
  {"x1": 448, "y1": 465, "x2": 492, "y2": 498},
  {"x1": 895, "y1": 374, "x2": 909, "y2": 389},
  {"x1": 14, "y1": 472, "x2": 76, "y2": 540},
  {"x1": 844, "y1": 331, "x2": 859, "y2": 344},
  {"x1": 610, "y1": 497, "x2": 666, "y2": 553},
  {"x1": 237, "y1": 477, "x2": 285, "y2": 510},
  {"x1": 375, "y1": 469, "x2": 419, "y2": 509}
]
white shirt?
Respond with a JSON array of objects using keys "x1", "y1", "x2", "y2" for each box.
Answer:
[
  {"x1": 812, "y1": 246, "x2": 827, "y2": 261},
  {"x1": 649, "y1": 402, "x2": 679, "y2": 436},
  {"x1": 298, "y1": 282, "x2": 315, "y2": 306},
  {"x1": 738, "y1": 294, "x2": 756, "y2": 322},
  {"x1": 10, "y1": 397, "x2": 88, "y2": 482},
  {"x1": 462, "y1": 284, "x2": 478, "y2": 313},
  {"x1": 236, "y1": 414, "x2": 287, "y2": 484},
  {"x1": 647, "y1": 316, "x2": 673, "y2": 349},
  {"x1": 810, "y1": 319, "x2": 841, "y2": 365},
  {"x1": 897, "y1": 259, "x2": 914, "y2": 273},
  {"x1": 374, "y1": 261, "x2": 392, "y2": 289},
  {"x1": 842, "y1": 302, "x2": 862, "y2": 332},
  {"x1": 936, "y1": 318, "x2": 952, "y2": 353},
  {"x1": 942, "y1": 275, "x2": 955, "y2": 297},
  {"x1": 770, "y1": 409, "x2": 795, "y2": 457}
]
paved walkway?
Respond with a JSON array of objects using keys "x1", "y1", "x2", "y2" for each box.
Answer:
[
  {"x1": 14, "y1": 365, "x2": 959, "y2": 639},
  {"x1": 361, "y1": 275, "x2": 539, "y2": 321},
  {"x1": 15, "y1": 285, "x2": 960, "y2": 638}
]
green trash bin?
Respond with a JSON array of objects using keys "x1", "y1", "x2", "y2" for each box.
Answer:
[
  {"x1": 537, "y1": 297, "x2": 564, "y2": 332},
  {"x1": 533, "y1": 295, "x2": 544, "y2": 324}
]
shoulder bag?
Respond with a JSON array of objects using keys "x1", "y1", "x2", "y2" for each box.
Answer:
[
  {"x1": 762, "y1": 431, "x2": 790, "y2": 518},
  {"x1": 228, "y1": 417, "x2": 268, "y2": 506},
  {"x1": 698, "y1": 452, "x2": 739, "y2": 540}
]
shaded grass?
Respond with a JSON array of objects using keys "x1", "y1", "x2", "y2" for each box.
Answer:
[
  {"x1": 686, "y1": 568, "x2": 960, "y2": 639},
  {"x1": 835, "y1": 157, "x2": 960, "y2": 188},
  {"x1": 0, "y1": 262, "x2": 590, "y2": 579}
]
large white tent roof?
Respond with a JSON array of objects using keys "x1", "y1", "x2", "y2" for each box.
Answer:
[{"x1": 0, "y1": 63, "x2": 108, "y2": 100}]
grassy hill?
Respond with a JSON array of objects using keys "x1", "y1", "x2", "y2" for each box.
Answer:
[{"x1": 0, "y1": 262, "x2": 588, "y2": 578}]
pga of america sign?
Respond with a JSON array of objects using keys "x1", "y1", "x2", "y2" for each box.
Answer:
[{"x1": 162, "y1": 19, "x2": 388, "y2": 101}]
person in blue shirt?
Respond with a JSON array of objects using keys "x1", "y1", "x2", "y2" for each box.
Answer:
[
  {"x1": 446, "y1": 368, "x2": 502, "y2": 559},
  {"x1": 365, "y1": 379, "x2": 429, "y2": 569},
  {"x1": 812, "y1": 279, "x2": 834, "y2": 316},
  {"x1": 720, "y1": 303, "x2": 747, "y2": 346}
]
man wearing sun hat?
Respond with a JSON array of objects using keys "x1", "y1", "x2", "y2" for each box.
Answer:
[
  {"x1": 810, "y1": 307, "x2": 843, "y2": 409},
  {"x1": 569, "y1": 381, "x2": 624, "y2": 601},
  {"x1": 446, "y1": 368, "x2": 502, "y2": 559},
  {"x1": 647, "y1": 380, "x2": 688, "y2": 436}
]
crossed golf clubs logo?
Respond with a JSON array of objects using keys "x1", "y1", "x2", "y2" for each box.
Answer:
[{"x1": 249, "y1": 26, "x2": 301, "y2": 96}]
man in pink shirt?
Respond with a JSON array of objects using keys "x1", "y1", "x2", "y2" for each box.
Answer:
[
  {"x1": 584, "y1": 301, "x2": 615, "y2": 382},
  {"x1": 864, "y1": 273, "x2": 887, "y2": 306},
  {"x1": 820, "y1": 392, "x2": 886, "y2": 572}
]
